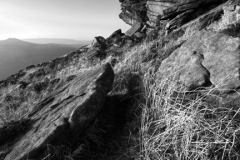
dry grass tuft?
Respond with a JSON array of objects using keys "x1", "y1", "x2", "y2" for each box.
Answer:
[
  {"x1": 0, "y1": 84, "x2": 44, "y2": 127},
  {"x1": 208, "y1": 6, "x2": 240, "y2": 32},
  {"x1": 140, "y1": 69, "x2": 240, "y2": 160}
]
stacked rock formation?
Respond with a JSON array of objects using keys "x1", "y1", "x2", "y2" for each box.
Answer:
[{"x1": 119, "y1": 0, "x2": 226, "y2": 31}]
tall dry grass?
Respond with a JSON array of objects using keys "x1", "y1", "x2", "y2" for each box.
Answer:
[{"x1": 140, "y1": 68, "x2": 240, "y2": 160}]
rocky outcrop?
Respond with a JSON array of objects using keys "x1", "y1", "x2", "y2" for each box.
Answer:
[
  {"x1": 119, "y1": 0, "x2": 227, "y2": 31},
  {"x1": 82, "y1": 28, "x2": 146, "y2": 60},
  {"x1": 119, "y1": 0, "x2": 147, "y2": 35},
  {"x1": 4, "y1": 63, "x2": 114, "y2": 160},
  {"x1": 83, "y1": 30, "x2": 125, "y2": 60},
  {"x1": 149, "y1": 0, "x2": 227, "y2": 29},
  {"x1": 158, "y1": 30, "x2": 240, "y2": 91}
]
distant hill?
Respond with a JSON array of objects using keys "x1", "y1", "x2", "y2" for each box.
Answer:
[
  {"x1": 23, "y1": 38, "x2": 91, "y2": 48},
  {"x1": 0, "y1": 38, "x2": 79, "y2": 80}
]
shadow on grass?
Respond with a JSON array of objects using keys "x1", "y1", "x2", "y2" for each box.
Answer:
[{"x1": 0, "y1": 118, "x2": 33, "y2": 159}]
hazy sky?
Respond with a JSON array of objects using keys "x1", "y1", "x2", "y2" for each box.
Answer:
[{"x1": 0, "y1": 0, "x2": 129, "y2": 41}]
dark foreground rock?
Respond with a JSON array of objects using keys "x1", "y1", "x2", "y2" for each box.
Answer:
[{"x1": 4, "y1": 63, "x2": 114, "y2": 160}]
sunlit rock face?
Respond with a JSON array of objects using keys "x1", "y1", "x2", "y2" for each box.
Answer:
[
  {"x1": 147, "y1": 0, "x2": 225, "y2": 29},
  {"x1": 4, "y1": 63, "x2": 114, "y2": 160},
  {"x1": 119, "y1": 0, "x2": 226, "y2": 30},
  {"x1": 158, "y1": 30, "x2": 240, "y2": 91}
]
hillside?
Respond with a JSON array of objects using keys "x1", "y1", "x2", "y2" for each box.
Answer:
[
  {"x1": 2, "y1": 0, "x2": 240, "y2": 160},
  {"x1": 0, "y1": 38, "x2": 78, "y2": 80},
  {"x1": 23, "y1": 38, "x2": 90, "y2": 48}
]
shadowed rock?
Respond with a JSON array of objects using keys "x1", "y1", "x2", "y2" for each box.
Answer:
[
  {"x1": 106, "y1": 29, "x2": 125, "y2": 46},
  {"x1": 119, "y1": 0, "x2": 146, "y2": 25},
  {"x1": 4, "y1": 63, "x2": 114, "y2": 160}
]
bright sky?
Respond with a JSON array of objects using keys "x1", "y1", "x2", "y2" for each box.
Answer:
[{"x1": 0, "y1": 0, "x2": 130, "y2": 41}]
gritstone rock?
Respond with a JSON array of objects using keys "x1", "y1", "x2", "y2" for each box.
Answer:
[
  {"x1": 158, "y1": 30, "x2": 240, "y2": 91},
  {"x1": 4, "y1": 63, "x2": 114, "y2": 160}
]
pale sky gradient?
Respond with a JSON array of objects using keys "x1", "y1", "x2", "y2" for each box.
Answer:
[{"x1": 0, "y1": 0, "x2": 130, "y2": 41}]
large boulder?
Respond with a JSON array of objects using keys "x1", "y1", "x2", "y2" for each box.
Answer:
[
  {"x1": 158, "y1": 30, "x2": 240, "y2": 91},
  {"x1": 4, "y1": 63, "x2": 114, "y2": 160}
]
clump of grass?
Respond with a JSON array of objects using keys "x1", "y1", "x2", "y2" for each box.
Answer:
[
  {"x1": 55, "y1": 57, "x2": 92, "y2": 79},
  {"x1": 176, "y1": 24, "x2": 200, "y2": 44},
  {"x1": 140, "y1": 69, "x2": 240, "y2": 160},
  {"x1": 0, "y1": 84, "x2": 47, "y2": 127},
  {"x1": 42, "y1": 144, "x2": 75, "y2": 160},
  {"x1": 208, "y1": 6, "x2": 240, "y2": 32}
]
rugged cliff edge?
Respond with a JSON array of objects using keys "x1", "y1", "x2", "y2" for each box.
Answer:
[{"x1": 2, "y1": 0, "x2": 240, "y2": 159}]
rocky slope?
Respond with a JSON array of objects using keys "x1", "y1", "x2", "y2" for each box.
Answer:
[
  {"x1": 2, "y1": 0, "x2": 240, "y2": 159},
  {"x1": 4, "y1": 63, "x2": 114, "y2": 160}
]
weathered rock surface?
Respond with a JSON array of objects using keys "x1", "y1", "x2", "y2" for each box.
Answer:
[
  {"x1": 119, "y1": 0, "x2": 147, "y2": 35},
  {"x1": 119, "y1": 0, "x2": 147, "y2": 25},
  {"x1": 158, "y1": 30, "x2": 240, "y2": 91},
  {"x1": 119, "y1": 0, "x2": 227, "y2": 32},
  {"x1": 125, "y1": 20, "x2": 142, "y2": 36},
  {"x1": 4, "y1": 63, "x2": 114, "y2": 160},
  {"x1": 106, "y1": 29, "x2": 125, "y2": 46},
  {"x1": 83, "y1": 30, "x2": 126, "y2": 60},
  {"x1": 146, "y1": 0, "x2": 226, "y2": 29}
]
